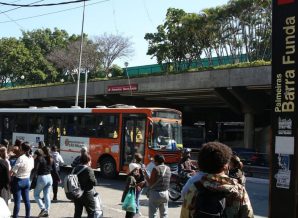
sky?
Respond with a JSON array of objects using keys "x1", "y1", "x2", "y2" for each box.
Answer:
[{"x1": 0, "y1": 0, "x2": 229, "y2": 67}]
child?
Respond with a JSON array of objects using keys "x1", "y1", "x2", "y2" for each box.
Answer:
[{"x1": 121, "y1": 163, "x2": 141, "y2": 218}]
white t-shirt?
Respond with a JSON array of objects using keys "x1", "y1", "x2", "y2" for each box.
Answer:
[
  {"x1": 51, "y1": 151, "x2": 64, "y2": 171},
  {"x1": 12, "y1": 154, "x2": 34, "y2": 179}
]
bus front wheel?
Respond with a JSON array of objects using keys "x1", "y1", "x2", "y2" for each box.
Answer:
[{"x1": 100, "y1": 157, "x2": 117, "y2": 179}]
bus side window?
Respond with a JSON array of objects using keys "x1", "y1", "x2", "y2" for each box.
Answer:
[
  {"x1": 14, "y1": 114, "x2": 28, "y2": 133},
  {"x1": 2, "y1": 117, "x2": 14, "y2": 141},
  {"x1": 96, "y1": 115, "x2": 119, "y2": 138},
  {"x1": 97, "y1": 120, "x2": 105, "y2": 137},
  {"x1": 108, "y1": 115, "x2": 119, "y2": 138},
  {"x1": 63, "y1": 115, "x2": 77, "y2": 136},
  {"x1": 29, "y1": 114, "x2": 44, "y2": 134},
  {"x1": 82, "y1": 115, "x2": 97, "y2": 137}
]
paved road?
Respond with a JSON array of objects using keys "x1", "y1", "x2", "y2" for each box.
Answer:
[{"x1": 8, "y1": 168, "x2": 269, "y2": 218}]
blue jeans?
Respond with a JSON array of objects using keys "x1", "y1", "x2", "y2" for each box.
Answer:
[
  {"x1": 12, "y1": 177, "x2": 31, "y2": 218},
  {"x1": 34, "y1": 174, "x2": 53, "y2": 212}
]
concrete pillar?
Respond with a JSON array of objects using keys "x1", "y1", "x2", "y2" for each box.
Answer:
[{"x1": 244, "y1": 112, "x2": 254, "y2": 149}]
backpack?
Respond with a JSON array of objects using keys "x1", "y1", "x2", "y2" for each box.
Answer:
[
  {"x1": 64, "y1": 166, "x2": 87, "y2": 200},
  {"x1": 193, "y1": 181, "x2": 227, "y2": 218}
]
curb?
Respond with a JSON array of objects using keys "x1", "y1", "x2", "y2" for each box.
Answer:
[{"x1": 246, "y1": 177, "x2": 269, "y2": 184}]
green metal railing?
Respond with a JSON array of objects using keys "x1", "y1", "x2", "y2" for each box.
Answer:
[{"x1": 124, "y1": 55, "x2": 248, "y2": 77}]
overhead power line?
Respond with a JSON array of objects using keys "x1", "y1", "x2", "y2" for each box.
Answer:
[
  {"x1": 0, "y1": 0, "x2": 23, "y2": 8},
  {"x1": 0, "y1": 0, "x2": 90, "y2": 7},
  {"x1": 0, "y1": 0, "x2": 46, "y2": 15},
  {"x1": 1, "y1": 11, "x2": 24, "y2": 29},
  {"x1": 0, "y1": 0, "x2": 109, "y2": 24}
]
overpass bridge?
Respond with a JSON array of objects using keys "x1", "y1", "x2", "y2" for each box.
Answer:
[{"x1": 0, "y1": 65, "x2": 271, "y2": 150}]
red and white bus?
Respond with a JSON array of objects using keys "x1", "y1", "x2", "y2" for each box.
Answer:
[{"x1": 0, "y1": 105, "x2": 182, "y2": 177}]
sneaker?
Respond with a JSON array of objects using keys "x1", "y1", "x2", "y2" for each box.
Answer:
[{"x1": 38, "y1": 209, "x2": 49, "y2": 217}]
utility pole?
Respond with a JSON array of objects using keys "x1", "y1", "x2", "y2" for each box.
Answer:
[
  {"x1": 75, "y1": 0, "x2": 86, "y2": 107},
  {"x1": 124, "y1": 62, "x2": 132, "y2": 96}
]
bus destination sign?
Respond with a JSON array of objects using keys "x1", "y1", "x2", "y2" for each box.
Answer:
[{"x1": 107, "y1": 84, "x2": 138, "y2": 92}]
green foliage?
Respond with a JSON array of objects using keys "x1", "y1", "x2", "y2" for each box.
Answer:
[
  {"x1": 28, "y1": 69, "x2": 47, "y2": 82},
  {"x1": 21, "y1": 28, "x2": 70, "y2": 55},
  {"x1": 110, "y1": 64, "x2": 123, "y2": 76},
  {"x1": 0, "y1": 27, "x2": 134, "y2": 87},
  {"x1": 191, "y1": 60, "x2": 271, "y2": 72},
  {"x1": 145, "y1": 0, "x2": 272, "y2": 72},
  {"x1": 0, "y1": 38, "x2": 34, "y2": 87}
]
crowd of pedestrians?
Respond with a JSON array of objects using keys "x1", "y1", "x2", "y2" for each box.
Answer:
[
  {"x1": 0, "y1": 139, "x2": 65, "y2": 217},
  {"x1": 0, "y1": 138, "x2": 255, "y2": 218}
]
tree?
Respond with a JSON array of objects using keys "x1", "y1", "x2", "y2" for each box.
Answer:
[
  {"x1": 110, "y1": 64, "x2": 123, "y2": 77},
  {"x1": 47, "y1": 39, "x2": 99, "y2": 82},
  {"x1": 145, "y1": 1, "x2": 271, "y2": 71},
  {"x1": 0, "y1": 38, "x2": 57, "y2": 87},
  {"x1": 21, "y1": 28, "x2": 70, "y2": 56},
  {"x1": 93, "y1": 33, "x2": 134, "y2": 75},
  {"x1": 145, "y1": 8, "x2": 190, "y2": 72}
]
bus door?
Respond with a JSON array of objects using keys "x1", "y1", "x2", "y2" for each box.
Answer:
[
  {"x1": 121, "y1": 114, "x2": 146, "y2": 166},
  {"x1": 45, "y1": 116, "x2": 63, "y2": 147}
]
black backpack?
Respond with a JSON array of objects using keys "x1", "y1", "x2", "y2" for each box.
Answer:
[{"x1": 193, "y1": 181, "x2": 227, "y2": 218}]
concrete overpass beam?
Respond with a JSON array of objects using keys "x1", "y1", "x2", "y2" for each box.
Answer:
[
  {"x1": 228, "y1": 86, "x2": 269, "y2": 114},
  {"x1": 214, "y1": 88, "x2": 241, "y2": 114}
]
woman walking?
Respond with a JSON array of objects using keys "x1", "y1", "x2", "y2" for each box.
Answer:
[
  {"x1": 143, "y1": 154, "x2": 171, "y2": 218},
  {"x1": 34, "y1": 147, "x2": 57, "y2": 217},
  {"x1": 51, "y1": 145, "x2": 64, "y2": 201},
  {"x1": 11, "y1": 142, "x2": 34, "y2": 218},
  {"x1": 0, "y1": 147, "x2": 10, "y2": 205}
]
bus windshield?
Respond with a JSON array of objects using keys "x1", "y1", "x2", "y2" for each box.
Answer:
[{"x1": 150, "y1": 120, "x2": 182, "y2": 150}]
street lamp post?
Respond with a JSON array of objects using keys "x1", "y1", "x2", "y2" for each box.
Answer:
[
  {"x1": 124, "y1": 62, "x2": 132, "y2": 96},
  {"x1": 75, "y1": 0, "x2": 86, "y2": 107}
]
